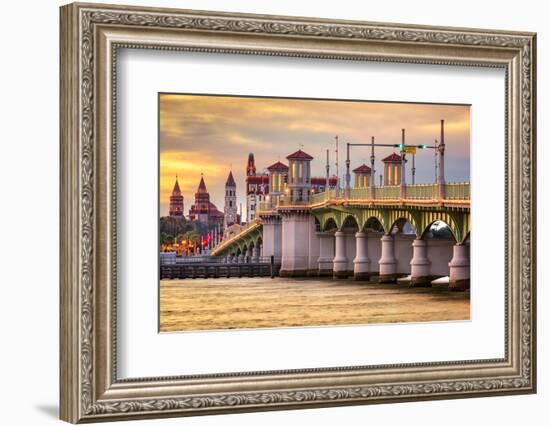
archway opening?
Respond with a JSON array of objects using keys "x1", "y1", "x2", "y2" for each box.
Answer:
[
  {"x1": 363, "y1": 217, "x2": 384, "y2": 233},
  {"x1": 323, "y1": 217, "x2": 338, "y2": 233},
  {"x1": 342, "y1": 215, "x2": 359, "y2": 232},
  {"x1": 422, "y1": 220, "x2": 457, "y2": 243},
  {"x1": 389, "y1": 217, "x2": 417, "y2": 236}
]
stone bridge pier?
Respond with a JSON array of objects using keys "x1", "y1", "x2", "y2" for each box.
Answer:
[{"x1": 211, "y1": 203, "x2": 470, "y2": 291}]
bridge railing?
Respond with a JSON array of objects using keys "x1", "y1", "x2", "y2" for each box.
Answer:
[
  {"x1": 260, "y1": 182, "x2": 469, "y2": 209},
  {"x1": 374, "y1": 185, "x2": 400, "y2": 199},
  {"x1": 164, "y1": 255, "x2": 279, "y2": 265},
  {"x1": 406, "y1": 183, "x2": 438, "y2": 199},
  {"x1": 445, "y1": 182, "x2": 470, "y2": 200}
]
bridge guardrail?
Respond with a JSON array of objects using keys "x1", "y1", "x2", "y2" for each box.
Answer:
[
  {"x1": 445, "y1": 182, "x2": 470, "y2": 200},
  {"x1": 406, "y1": 184, "x2": 438, "y2": 199}
]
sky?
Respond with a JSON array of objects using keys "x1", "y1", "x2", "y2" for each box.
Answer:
[{"x1": 159, "y1": 94, "x2": 470, "y2": 217}]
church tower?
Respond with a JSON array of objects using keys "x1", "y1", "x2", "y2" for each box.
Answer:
[
  {"x1": 169, "y1": 176, "x2": 184, "y2": 216},
  {"x1": 246, "y1": 152, "x2": 256, "y2": 176},
  {"x1": 224, "y1": 171, "x2": 238, "y2": 228}
]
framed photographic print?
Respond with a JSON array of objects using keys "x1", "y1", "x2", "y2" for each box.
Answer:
[{"x1": 60, "y1": 2, "x2": 537, "y2": 423}]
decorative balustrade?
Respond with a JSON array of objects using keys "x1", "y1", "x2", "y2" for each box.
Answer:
[
  {"x1": 406, "y1": 183, "x2": 438, "y2": 199},
  {"x1": 445, "y1": 182, "x2": 470, "y2": 200},
  {"x1": 257, "y1": 182, "x2": 469, "y2": 211}
]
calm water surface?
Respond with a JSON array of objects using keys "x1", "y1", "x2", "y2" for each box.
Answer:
[{"x1": 159, "y1": 277, "x2": 470, "y2": 332}]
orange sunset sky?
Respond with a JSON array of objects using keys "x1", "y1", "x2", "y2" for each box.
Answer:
[{"x1": 159, "y1": 94, "x2": 470, "y2": 217}]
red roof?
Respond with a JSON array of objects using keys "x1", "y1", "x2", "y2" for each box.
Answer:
[
  {"x1": 286, "y1": 149, "x2": 313, "y2": 161},
  {"x1": 225, "y1": 171, "x2": 236, "y2": 187},
  {"x1": 382, "y1": 153, "x2": 403, "y2": 163},
  {"x1": 353, "y1": 164, "x2": 372, "y2": 174},
  {"x1": 208, "y1": 202, "x2": 224, "y2": 217},
  {"x1": 196, "y1": 176, "x2": 207, "y2": 193},
  {"x1": 267, "y1": 161, "x2": 289, "y2": 172},
  {"x1": 246, "y1": 175, "x2": 269, "y2": 183},
  {"x1": 172, "y1": 178, "x2": 181, "y2": 194}
]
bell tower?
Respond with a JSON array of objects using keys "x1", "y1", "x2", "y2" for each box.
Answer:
[{"x1": 224, "y1": 171, "x2": 238, "y2": 228}]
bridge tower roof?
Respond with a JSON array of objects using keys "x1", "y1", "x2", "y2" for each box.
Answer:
[
  {"x1": 382, "y1": 153, "x2": 403, "y2": 163},
  {"x1": 286, "y1": 149, "x2": 313, "y2": 161},
  {"x1": 353, "y1": 164, "x2": 372, "y2": 174}
]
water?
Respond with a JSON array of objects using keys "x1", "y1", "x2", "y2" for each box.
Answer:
[{"x1": 159, "y1": 277, "x2": 470, "y2": 332}]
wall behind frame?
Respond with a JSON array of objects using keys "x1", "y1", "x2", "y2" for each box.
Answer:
[{"x1": 0, "y1": 0, "x2": 545, "y2": 426}]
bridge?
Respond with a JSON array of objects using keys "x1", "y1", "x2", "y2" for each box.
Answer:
[
  {"x1": 210, "y1": 120, "x2": 470, "y2": 290},
  {"x1": 211, "y1": 184, "x2": 470, "y2": 290}
]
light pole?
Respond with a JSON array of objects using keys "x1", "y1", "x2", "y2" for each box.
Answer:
[
  {"x1": 325, "y1": 149, "x2": 330, "y2": 201},
  {"x1": 370, "y1": 136, "x2": 375, "y2": 198},
  {"x1": 400, "y1": 129, "x2": 406, "y2": 199},
  {"x1": 345, "y1": 142, "x2": 351, "y2": 198},
  {"x1": 335, "y1": 135, "x2": 340, "y2": 198},
  {"x1": 347, "y1": 134, "x2": 440, "y2": 199},
  {"x1": 438, "y1": 119, "x2": 446, "y2": 200}
]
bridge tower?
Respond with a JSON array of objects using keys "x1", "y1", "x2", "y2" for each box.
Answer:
[
  {"x1": 382, "y1": 153, "x2": 403, "y2": 186},
  {"x1": 223, "y1": 171, "x2": 238, "y2": 228},
  {"x1": 286, "y1": 149, "x2": 313, "y2": 203},
  {"x1": 353, "y1": 164, "x2": 372, "y2": 188},
  {"x1": 267, "y1": 161, "x2": 289, "y2": 207}
]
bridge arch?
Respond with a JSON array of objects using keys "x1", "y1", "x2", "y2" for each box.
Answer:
[
  {"x1": 421, "y1": 219, "x2": 458, "y2": 243},
  {"x1": 362, "y1": 216, "x2": 386, "y2": 234},
  {"x1": 420, "y1": 212, "x2": 468, "y2": 243},
  {"x1": 387, "y1": 210, "x2": 420, "y2": 237},
  {"x1": 322, "y1": 217, "x2": 338, "y2": 232},
  {"x1": 341, "y1": 214, "x2": 360, "y2": 232}
]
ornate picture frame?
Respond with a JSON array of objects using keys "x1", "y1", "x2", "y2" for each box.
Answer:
[{"x1": 60, "y1": 2, "x2": 536, "y2": 423}]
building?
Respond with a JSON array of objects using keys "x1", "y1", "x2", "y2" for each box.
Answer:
[
  {"x1": 266, "y1": 161, "x2": 289, "y2": 207},
  {"x1": 168, "y1": 176, "x2": 184, "y2": 216},
  {"x1": 223, "y1": 171, "x2": 239, "y2": 228},
  {"x1": 245, "y1": 153, "x2": 269, "y2": 223},
  {"x1": 246, "y1": 153, "x2": 340, "y2": 212},
  {"x1": 286, "y1": 149, "x2": 313, "y2": 203},
  {"x1": 382, "y1": 153, "x2": 404, "y2": 186},
  {"x1": 353, "y1": 164, "x2": 372, "y2": 188},
  {"x1": 188, "y1": 174, "x2": 224, "y2": 225}
]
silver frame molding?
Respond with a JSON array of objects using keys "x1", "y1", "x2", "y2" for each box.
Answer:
[{"x1": 60, "y1": 2, "x2": 537, "y2": 423}]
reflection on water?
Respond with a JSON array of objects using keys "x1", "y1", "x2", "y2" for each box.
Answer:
[{"x1": 159, "y1": 277, "x2": 470, "y2": 332}]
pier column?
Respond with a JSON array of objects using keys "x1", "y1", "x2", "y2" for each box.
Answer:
[
  {"x1": 410, "y1": 239, "x2": 432, "y2": 286},
  {"x1": 378, "y1": 234, "x2": 398, "y2": 283},
  {"x1": 449, "y1": 243, "x2": 470, "y2": 291},
  {"x1": 279, "y1": 211, "x2": 311, "y2": 277},
  {"x1": 333, "y1": 231, "x2": 349, "y2": 279},
  {"x1": 317, "y1": 232, "x2": 335, "y2": 276},
  {"x1": 238, "y1": 253, "x2": 245, "y2": 263},
  {"x1": 252, "y1": 245, "x2": 260, "y2": 262},
  {"x1": 353, "y1": 232, "x2": 370, "y2": 280},
  {"x1": 246, "y1": 247, "x2": 253, "y2": 263}
]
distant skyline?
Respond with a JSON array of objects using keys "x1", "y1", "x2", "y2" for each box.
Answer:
[{"x1": 160, "y1": 94, "x2": 470, "y2": 217}]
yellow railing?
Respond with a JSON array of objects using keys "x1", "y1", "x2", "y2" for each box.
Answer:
[
  {"x1": 211, "y1": 220, "x2": 262, "y2": 255},
  {"x1": 374, "y1": 186, "x2": 400, "y2": 199},
  {"x1": 445, "y1": 182, "x2": 470, "y2": 200},
  {"x1": 259, "y1": 183, "x2": 469, "y2": 208},
  {"x1": 406, "y1": 184, "x2": 438, "y2": 199}
]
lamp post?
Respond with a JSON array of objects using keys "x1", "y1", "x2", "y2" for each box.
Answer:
[
  {"x1": 345, "y1": 142, "x2": 351, "y2": 198},
  {"x1": 325, "y1": 149, "x2": 330, "y2": 201},
  {"x1": 370, "y1": 136, "x2": 375, "y2": 198},
  {"x1": 438, "y1": 119, "x2": 446, "y2": 200},
  {"x1": 400, "y1": 129, "x2": 406, "y2": 199},
  {"x1": 335, "y1": 135, "x2": 340, "y2": 198}
]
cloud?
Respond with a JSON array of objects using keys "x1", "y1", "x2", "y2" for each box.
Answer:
[{"x1": 159, "y1": 94, "x2": 470, "y2": 216}]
